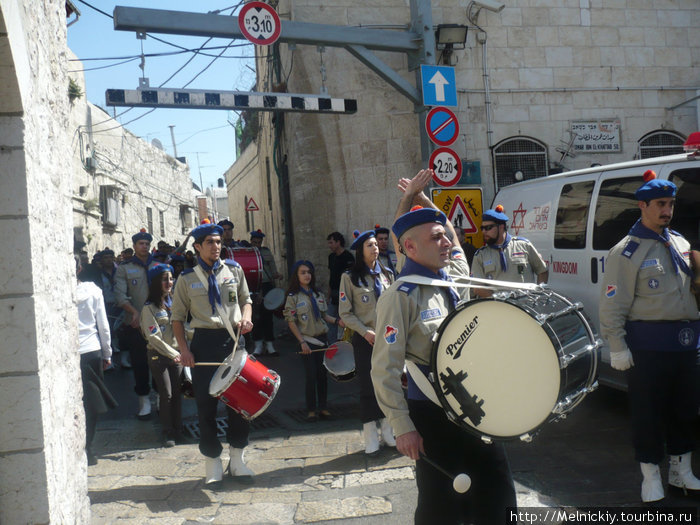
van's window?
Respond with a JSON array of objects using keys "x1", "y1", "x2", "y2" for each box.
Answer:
[
  {"x1": 670, "y1": 168, "x2": 700, "y2": 248},
  {"x1": 554, "y1": 181, "x2": 594, "y2": 249},
  {"x1": 592, "y1": 177, "x2": 639, "y2": 251}
]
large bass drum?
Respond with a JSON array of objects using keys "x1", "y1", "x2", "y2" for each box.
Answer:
[
  {"x1": 231, "y1": 247, "x2": 263, "y2": 293},
  {"x1": 431, "y1": 289, "x2": 599, "y2": 442}
]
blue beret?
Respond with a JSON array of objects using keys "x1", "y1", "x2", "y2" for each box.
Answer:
[
  {"x1": 147, "y1": 264, "x2": 173, "y2": 283},
  {"x1": 392, "y1": 208, "x2": 446, "y2": 239},
  {"x1": 350, "y1": 229, "x2": 376, "y2": 250},
  {"x1": 218, "y1": 219, "x2": 234, "y2": 229},
  {"x1": 101, "y1": 249, "x2": 115, "y2": 257},
  {"x1": 482, "y1": 208, "x2": 509, "y2": 223},
  {"x1": 374, "y1": 225, "x2": 390, "y2": 235},
  {"x1": 292, "y1": 259, "x2": 315, "y2": 274},
  {"x1": 250, "y1": 230, "x2": 265, "y2": 239},
  {"x1": 132, "y1": 230, "x2": 153, "y2": 243},
  {"x1": 191, "y1": 223, "x2": 223, "y2": 243},
  {"x1": 635, "y1": 170, "x2": 676, "y2": 201}
]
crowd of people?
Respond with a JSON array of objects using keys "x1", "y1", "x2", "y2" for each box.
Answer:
[{"x1": 75, "y1": 168, "x2": 700, "y2": 522}]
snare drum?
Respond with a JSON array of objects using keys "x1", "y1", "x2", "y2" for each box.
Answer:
[
  {"x1": 431, "y1": 289, "x2": 599, "y2": 442},
  {"x1": 323, "y1": 341, "x2": 356, "y2": 382},
  {"x1": 209, "y1": 350, "x2": 281, "y2": 420},
  {"x1": 263, "y1": 287, "x2": 286, "y2": 316},
  {"x1": 231, "y1": 248, "x2": 263, "y2": 293}
]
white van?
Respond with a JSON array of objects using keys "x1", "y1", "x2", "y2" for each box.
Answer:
[{"x1": 492, "y1": 141, "x2": 700, "y2": 389}]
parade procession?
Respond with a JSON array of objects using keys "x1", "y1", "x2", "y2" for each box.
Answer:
[{"x1": 3, "y1": 1, "x2": 700, "y2": 524}]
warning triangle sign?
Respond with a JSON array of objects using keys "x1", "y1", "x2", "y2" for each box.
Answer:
[
  {"x1": 447, "y1": 195, "x2": 477, "y2": 233},
  {"x1": 246, "y1": 198, "x2": 259, "y2": 212}
]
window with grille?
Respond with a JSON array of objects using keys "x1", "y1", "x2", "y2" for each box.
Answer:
[
  {"x1": 638, "y1": 130, "x2": 685, "y2": 159},
  {"x1": 159, "y1": 210, "x2": 165, "y2": 237},
  {"x1": 493, "y1": 136, "x2": 549, "y2": 189},
  {"x1": 147, "y1": 207, "x2": 153, "y2": 234}
]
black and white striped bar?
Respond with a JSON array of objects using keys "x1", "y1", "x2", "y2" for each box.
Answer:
[{"x1": 105, "y1": 88, "x2": 357, "y2": 114}]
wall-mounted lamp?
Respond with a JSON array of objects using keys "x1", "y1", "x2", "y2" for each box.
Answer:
[{"x1": 435, "y1": 24, "x2": 469, "y2": 65}]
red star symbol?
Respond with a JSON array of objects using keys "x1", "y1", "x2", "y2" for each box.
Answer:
[{"x1": 511, "y1": 203, "x2": 527, "y2": 235}]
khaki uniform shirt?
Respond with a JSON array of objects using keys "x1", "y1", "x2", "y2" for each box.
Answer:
[
  {"x1": 471, "y1": 237, "x2": 547, "y2": 283},
  {"x1": 599, "y1": 232, "x2": 699, "y2": 356},
  {"x1": 371, "y1": 253, "x2": 470, "y2": 437},
  {"x1": 171, "y1": 261, "x2": 252, "y2": 329},
  {"x1": 378, "y1": 251, "x2": 398, "y2": 273},
  {"x1": 139, "y1": 303, "x2": 179, "y2": 360},
  {"x1": 338, "y1": 271, "x2": 393, "y2": 336},
  {"x1": 283, "y1": 290, "x2": 329, "y2": 338},
  {"x1": 114, "y1": 258, "x2": 160, "y2": 323}
]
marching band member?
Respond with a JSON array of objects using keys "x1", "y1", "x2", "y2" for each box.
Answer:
[
  {"x1": 375, "y1": 224, "x2": 398, "y2": 275},
  {"x1": 471, "y1": 205, "x2": 548, "y2": 297},
  {"x1": 600, "y1": 170, "x2": 700, "y2": 502},
  {"x1": 284, "y1": 260, "x2": 343, "y2": 421},
  {"x1": 139, "y1": 263, "x2": 183, "y2": 448},
  {"x1": 172, "y1": 222, "x2": 255, "y2": 486},
  {"x1": 372, "y1": 170, "x2": 516, "y2": 524},
  {"x1": 339, "y1": 229, "x2": 395, "y2": 456},
  {"x1": 250, "y1": 229, "x2": 283, "y2": 356}
]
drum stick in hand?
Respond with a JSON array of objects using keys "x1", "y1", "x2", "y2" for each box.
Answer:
[
  {"x1": 194, "y1": 362, "x2": 224, "y2": 366},
  {"x1": 419, "y1": 453, "x2": 471, "y2": 493}
]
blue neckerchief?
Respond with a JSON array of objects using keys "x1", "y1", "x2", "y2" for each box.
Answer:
[
  {"x1": 128, "y1": 254, "x2": 154, "y2": 269},
  {"x1": 197, "y1": 256, "x2": 222, "y2": 314},
  {"x1": 380, "y1": 251, "x2": 396, "y2": 274},
  {"x1": 492, "y1": 233, "x2": 512, "y2": 271},
  {"x1": 163, "y1": 294, "x2": 172, "y2": 310},
  {"x1": 399, "y1": 258, "x2": 459, "y2": 309},
  {"x1": 629, "y1": 219, "x2": 692, "y2": 277},
  {"x1": 300, "y1": 287, "x2": 321, "y2": 320},
  {"x1": 367, "y1": 261, "x2": 384, "y2": 299}
]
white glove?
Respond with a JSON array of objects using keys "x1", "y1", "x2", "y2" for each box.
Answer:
[{"x1": 610, "y1": 349, "x2": 634, "y2": 371}]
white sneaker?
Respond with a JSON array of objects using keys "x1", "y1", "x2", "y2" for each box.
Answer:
[
  {"x1": 379, "y1": 418, "x2": 396, "y2": 447},
  {"x1": 264, "y1": 341, "x2": 278, "y2": 356},
  {"x1": 228, "y1": 446, "x2": 255, "y2": 477},
  {"x1": 363, "y1": 421, "x2": 380, "y2": 456},
  {"x1": 253, "y1": 340, "x2": 263, "y2": 356},
  {"x1": 137, "y1": 395, "x2": 151, "y2": 420},
  {"x1": 121, "y1": 352, "x2": 132, "y2": 369},
  {"x1": 205, "y1": 456, "x2": 223, "y2": 484},
  {"x1": 640, "y1": 462, "x2": 664, "y2": 502}
]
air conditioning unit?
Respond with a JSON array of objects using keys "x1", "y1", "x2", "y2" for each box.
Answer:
[{"x1": 85, "y1": 156, "x2": 97, "y2": 171}]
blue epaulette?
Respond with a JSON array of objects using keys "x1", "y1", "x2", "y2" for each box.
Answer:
[
  {"x1": 474, "y1": 246, "x2": 488, "y2": 255},
  {"x1": 224, "y1": 258, "x2": 241, "y2": 268},
  {"x1": 514, "y1": 236, "x2": 531, "y2": 243},
  {"x1": 397, "y1": 281, "x2": 418, "y2": 294},
  {"x1": 622, "y1": 240, "x2": 640, "y2": 259},
  {"x1": 181, "y1": 268, "x2": 195, "y2": 275},
  {"x1": 670, "y1": 229, "x2": 682, "y2": 237}
]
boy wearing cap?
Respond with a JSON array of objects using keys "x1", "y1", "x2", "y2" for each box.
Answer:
[
  {"x1": 172, "y1": 222, "x2": 255, "y2": 485},
  {"x1": 249, "y1": 230, "x2": 283, "y2": 356},
  {"x1": 600, "y1": 170, "x2": 700, "y2": 503},
  {"x1": 471, "y1": 205, "x2": 548, "y2": 297},
  {"x1": 371, "y1": 170, "x2": 515, "y2": 524},
  {"x1": 114, "y1": 230, "x2": 160, "y2": 419}
]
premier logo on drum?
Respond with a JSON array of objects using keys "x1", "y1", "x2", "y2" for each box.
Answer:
[{"x1": 445, "y1": 315, "x2": 479, "y2": 360}]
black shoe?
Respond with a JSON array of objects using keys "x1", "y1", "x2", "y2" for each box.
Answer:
[
  {"x1": 87, "y1": 452, "x2": 98, "y2": 466},
  {"x1": 319, "y1": 410, "x2": 332, "y2": 420},
  {"x1": 136, "y1": 413, "x2": 151, "y2": 421},
  {"x1": 163, "y1": 439, "x2": 176, "y2": 448},
  {"x1": 306, "y1": 411, "x2": 318, "y2": 422}
]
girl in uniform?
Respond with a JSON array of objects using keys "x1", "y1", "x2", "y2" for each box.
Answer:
[
  {"x1": 139, "y1": 263, "x2": 183, "y2": 447},
  {"x1": 339, "y1": 230, "x2": 395, "y2": 455},
  {"x1": 284, "y1": 260, "x2": 344, "y2": 421}
]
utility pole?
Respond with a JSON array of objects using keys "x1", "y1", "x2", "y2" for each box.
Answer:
[{"x1": 168, "y1": 125, "x2": 178, "y2": 158}]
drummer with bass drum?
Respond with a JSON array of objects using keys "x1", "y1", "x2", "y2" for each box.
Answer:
[
  {"x1": 371, "y1": 170, "x2": 516, "y2": 524},
  {"x1": 172, "y1": 221, "x2": 255, "y2": 486},
  {"x1": 249, "y1": 229, "x2": 283, "y2": 357}
]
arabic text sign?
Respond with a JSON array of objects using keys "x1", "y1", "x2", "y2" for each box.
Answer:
[{"x1": 571, "y1": 120, "x2": 621, "y2": 153}]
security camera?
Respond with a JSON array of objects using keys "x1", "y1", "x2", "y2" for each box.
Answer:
[{"x1": 472, "y1": 0, "x2": 505, "y2": 13}]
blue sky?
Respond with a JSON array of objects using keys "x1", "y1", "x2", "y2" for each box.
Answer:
[{"x1": 67, "y1": 1, "x2": 256, "y2": 191}]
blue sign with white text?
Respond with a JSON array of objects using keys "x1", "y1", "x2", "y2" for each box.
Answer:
[{"x1": 420, "y1": 65, "x2": 458, "y2": 107}]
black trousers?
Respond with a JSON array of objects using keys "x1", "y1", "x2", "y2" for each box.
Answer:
[
  {"x1": 120, "y1": 324, "x2": 151, "y2": 396},
  {"x1": 252, "y1": 283, "x2": 275, "y2": 342},
  {"x1": 352, "y1": 332, "x2": 384, "y2": 423},
  {"x1": 147, "y1": 348, "x2": 183, "y2": 439},
  {"x1": 628, "y1": 348, "x2": 698, "y2": 463},
  {"x1": 301, "y1": 338, "x2": 328, "y2": 411},
  {"x1": 191, "y1": 328, "x2": 250, "y2": 458},
  {"x1": 80, "y1": 350, "x2": 117, "y2": 453},
  {"x1": 409, "y1": 400, "x2": 516, "y2": 525}
]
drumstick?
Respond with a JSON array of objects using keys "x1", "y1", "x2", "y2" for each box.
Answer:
[
  {"x1": 295, "y1": 342, "x2": 351, "y2": 355},
  {"x1": 194, "y1": 362, "x2": 224, "y2": 366},
  {"x1": 419, "y1": 453, "x2": 471, "y2": 494}
]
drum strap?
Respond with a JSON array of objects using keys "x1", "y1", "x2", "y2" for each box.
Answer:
[
  {"x1": 404, "y1": 360, "x2": 440, "y2": 406},
  {"x1": 397, "y1": 275, "x2": 541, "y2": 291},
  {"x1": 193, "y1": 265, "x2": 241, "y2": 345}
]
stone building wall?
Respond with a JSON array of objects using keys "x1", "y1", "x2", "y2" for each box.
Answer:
[
  {"x1": 68, "y1": 59, "x2": 197, "y2": 256},
  {"x1": 0, "y1": 0, "x2": 90, "y2": 522}
]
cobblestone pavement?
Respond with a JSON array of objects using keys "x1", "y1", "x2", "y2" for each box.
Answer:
[{"x1": 89, "y1": 328, "x2": 700, "y2": 524}]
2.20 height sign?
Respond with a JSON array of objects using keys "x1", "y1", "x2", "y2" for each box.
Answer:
[{"x1": 430, "y1": 147, "x2": 462, "y2": 187}]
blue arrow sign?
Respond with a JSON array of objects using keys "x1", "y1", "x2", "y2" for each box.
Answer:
[{"x1": 420, "y1": 65, "x2": 458, "y2": 107}]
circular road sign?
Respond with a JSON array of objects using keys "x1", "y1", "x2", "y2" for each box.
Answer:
[
  {"x1": 425, "y1": 107, "x2": 459, "y2": 146},
  {"x1": 238, "y1": 2, "x2": 281, "y2": 46},
  {"x1": 430, "y1": 147, "x2": 462, "y2": 187}
]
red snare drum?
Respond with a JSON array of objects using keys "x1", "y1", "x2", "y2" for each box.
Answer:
[
  {"x1": 231, "y1": 247, "x2": 263, "y2": 293},
  {"x1": 209, "y1": 351, "x2": 280, "y2": 420}
]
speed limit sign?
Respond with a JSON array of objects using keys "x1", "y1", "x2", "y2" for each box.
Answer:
[
  {"x1": 429, "y1": 147, "x2": 462, "y2": 187},
  {"x1": 238, "y1": 1, "x2": 281, "y2": 46}
]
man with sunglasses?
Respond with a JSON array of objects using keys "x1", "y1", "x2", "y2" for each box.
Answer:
[{"x1": 471, "y1": 205, "x2": 548, "y2": 297}]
